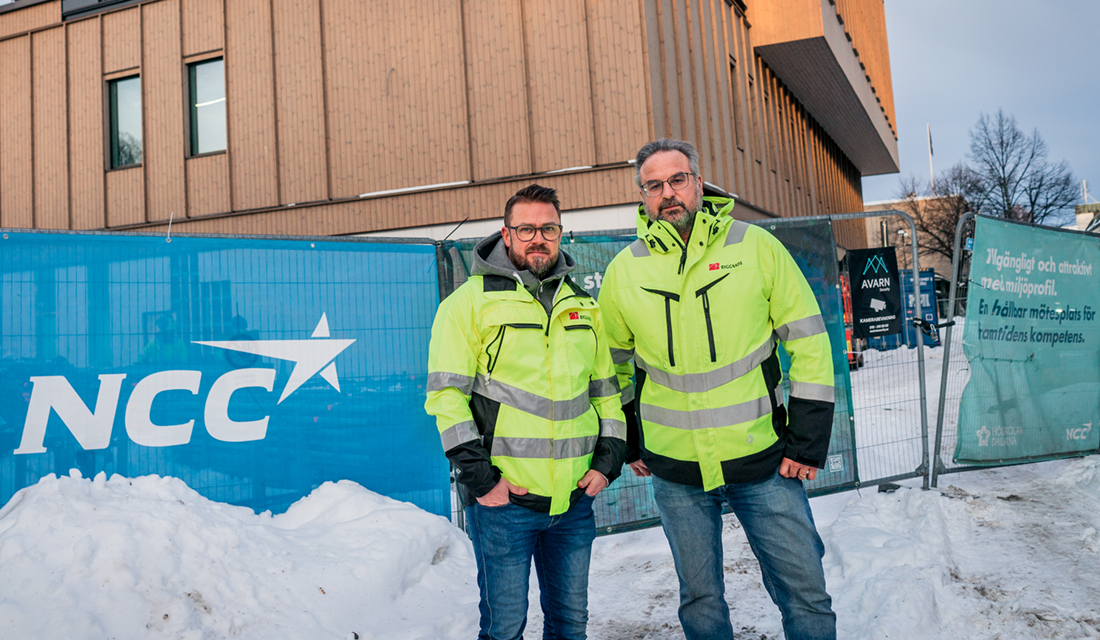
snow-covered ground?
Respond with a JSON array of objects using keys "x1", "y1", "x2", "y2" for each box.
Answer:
[
  {"x1": 3, "y1": 458, "x2": 1099, "y2": 639},
  {"x1": 3, "y1": 329, "x2": 1099, "y2": 639}
]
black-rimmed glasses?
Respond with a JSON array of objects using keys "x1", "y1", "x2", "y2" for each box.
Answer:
[
  {"x1": 640, "y1": 172, "x2": 695, "y2": 197},
  {"x1": 507, "y1": 224, "x2": 563, "y2": 242}
]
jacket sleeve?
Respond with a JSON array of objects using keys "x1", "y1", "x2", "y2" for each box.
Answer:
[
  {"x1": 763, "y1": 232, "x2": 835, "y2": 468},
  {"x1": 597, "y1": 260, "x2": 642, "y2": 463},
  {"x1": 588, "y1": 302, "x2": 628, "y2": 483},
  {"x1": 424, "y1": 286, "x2": 500, "y2": 498}
]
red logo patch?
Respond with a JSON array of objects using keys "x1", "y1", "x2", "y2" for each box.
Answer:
[
  {"x1": 569, "y1": 312, "x2": 580, "y2": 320},
  {"x1": 709, "y1": 263, "x2": 720, "y2": 271}
]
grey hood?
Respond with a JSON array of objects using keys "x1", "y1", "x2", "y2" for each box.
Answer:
[{"x1": 472, "y1": 232, "x2": 577, "y2": 308}]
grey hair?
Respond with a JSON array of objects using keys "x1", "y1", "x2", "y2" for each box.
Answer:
[{"x1": 634, "y1": 139, "x2": 700, "y2": 186}]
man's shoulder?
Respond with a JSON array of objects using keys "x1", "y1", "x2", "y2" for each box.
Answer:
[{"x1": 439, "y1": 275, "x2": 487, "y2": 311}]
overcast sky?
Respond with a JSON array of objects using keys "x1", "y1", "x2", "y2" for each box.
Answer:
[{"x1": 861, "y1": 1, "x2": 1100, "y2": 207}]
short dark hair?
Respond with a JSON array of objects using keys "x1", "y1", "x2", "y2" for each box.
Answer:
[
  {"x1": 504, "y1": 184, "x2": 561, "y2": 226},
  {"x1": 634, "y1": 139, "x2": 701, "y2": 186}
]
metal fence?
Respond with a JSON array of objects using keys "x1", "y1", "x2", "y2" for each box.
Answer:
[{"x1": 5, "y1": 213, "x2": 1092, "y2": 534}]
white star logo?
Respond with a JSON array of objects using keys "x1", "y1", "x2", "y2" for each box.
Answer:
[{"x1": 195, "y1": 314, "x2": 355, "y2": 404}]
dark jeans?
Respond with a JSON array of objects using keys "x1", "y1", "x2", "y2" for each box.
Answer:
[
  {"x1": 465, "y1": 494, "x2": 597, "y2": 640},
  {"x1": 651, "y1": 471, "x2": 836, "y2": 640}
]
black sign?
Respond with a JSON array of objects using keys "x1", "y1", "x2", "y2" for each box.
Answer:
[{"x1": 848, "y1": 248, "x2": 902, "y2": 339}]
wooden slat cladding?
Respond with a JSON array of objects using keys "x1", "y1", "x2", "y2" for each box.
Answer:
[
  {"x1": 463, "y1": 0, "x2": 531, "y2": 181},
  {"x1": 0, "y1": 0, "x2": 60, "y2": 39},
  {"x1": 322, "y1": 1, "x2": 469, "y2": 199},
  {"x1": 225, "y1": 0, "x2": 278, "y2": 210},
  {"x1": 32, "y1": 27, "x2": 68, "y2": 229},
  {"x1": 0, "y1": 0, "x2": 879, "y2": 243},
  {"x1": 103, "y1": 7, "x2": 140, "y2": 74},
  {"x1": 389, "y1": 1, "x2": 469, "y2": 191},
  {"x1": 644, "y1": 0, "x2": 867, "y2": 247},
  {"x1": 186, "y1": 153, "x2": 229, "y2": 217},
  {"x1": 524, "y1": 0, "x2": 595, "y2": 173},
  {"x1": 106, "y1": 167, "x2": 144, "y2": 227},
  {"x1": 67, "y1": 17, "x2": 105, "y2": 229},
  {"x1": 272, "y1": 0, "x2": 327, "y2": 205},
  {"x1": 143, "y1": 0, "x2": 186, "y2": 223},
  {"x1": 586, "y1": 0, "x2": 651, "y2": 165},
  {"x1": 0, "y1": 36, "x2": 34, "y2": 228},
  {"x1": 319, "y1": 0, "x2": 372, "y2": 198},
  {"x1": 137, "y1": 165, "x2": 639, "y2": 236},
  {"x1": 181, "y1": 0, "x2": 223, "y2": 56}
]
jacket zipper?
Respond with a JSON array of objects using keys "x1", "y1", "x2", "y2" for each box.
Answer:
[
  {"x1": 666, "y1": 232, "x2": 688, "y2": 275},
  {"x1": 695, "y1": 274, "x2": 729, "y2": 363},
  {"x1": 641, "y1": 288, "x2": 680, "y2": 366},
  {"x1": 485, "y1": 325, "x2": 506, "y2": 382}
]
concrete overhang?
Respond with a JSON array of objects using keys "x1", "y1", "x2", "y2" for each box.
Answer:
[{"x1": 754, "y1": 0, "x2": 899, "y2": 176}]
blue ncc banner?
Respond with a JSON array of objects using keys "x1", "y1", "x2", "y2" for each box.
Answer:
[{"x1": 0, "y1": 231, "x2": 450, "y2": 516}]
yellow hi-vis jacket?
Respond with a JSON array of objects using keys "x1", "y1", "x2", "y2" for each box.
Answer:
[
  {"x1": 425, "y1": 235, "x2": 627, "y2": 515},
  {"x1": 600, "y1": 197, "x2": 834, "y2": 490}
]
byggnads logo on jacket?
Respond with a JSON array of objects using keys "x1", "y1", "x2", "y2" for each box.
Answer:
[
  {"x1": 708, "y1": 261, "x2": 743, "y2": 271},
  {"x1": 14, "y1": 314, "x2": 355, "y2": 455}
]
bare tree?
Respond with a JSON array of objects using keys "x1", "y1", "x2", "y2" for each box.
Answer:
[
  {"x1": 893, "y1": 163, "x2": 980, "y2": 265},
  {"x1": 967, "y1": 110, "x2": 1077, "y2": 225}
]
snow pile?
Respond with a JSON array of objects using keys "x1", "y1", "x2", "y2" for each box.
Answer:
[
  {"x1": 825, "y1": 458, "x2": 1100, "y2": 640},
  {"x1": 0, "y1": 471, "x2": 477, "y2": 640},
  {"x1": 3, "y1": 457, "x2": 1100, "y2": 638}
]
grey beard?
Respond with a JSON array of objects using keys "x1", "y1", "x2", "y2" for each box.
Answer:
[
  {"x1": 666, "y1": 210, "x2": 697, "y2": 236},
  {"x1": 528, "y1": 257, "x2": 555, "y2": 280},
  {"x1": 510, "y1": 246, "x2": 556, "y2": 280}
]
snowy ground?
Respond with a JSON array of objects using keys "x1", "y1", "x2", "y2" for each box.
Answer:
[
  {"x1": 3, "y1": 458, "x2": 1099, "y2": 639},
  {"x1": 579, "y1": 457, "x2": 1100, "y2": 640}
]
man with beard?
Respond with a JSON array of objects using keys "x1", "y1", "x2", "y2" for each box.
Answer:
[
  {"x1": 599, "y1": 139, "x2": 837, "y2": 640},
  {"x1": 425, "y1": 184, "x2": 627, "y2": 640}
]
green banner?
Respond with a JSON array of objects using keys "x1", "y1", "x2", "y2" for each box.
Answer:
[{"x1": 956, "y1": 216, "x2": 1100, "y2": 464}]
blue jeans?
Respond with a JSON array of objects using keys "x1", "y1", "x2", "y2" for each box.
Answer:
[
  {"x1": 465, "y1": 494, "x2": 597, "y2": 640},
  {"x1": 651, "y1": 471, "x2": 836, "y2": 640}
]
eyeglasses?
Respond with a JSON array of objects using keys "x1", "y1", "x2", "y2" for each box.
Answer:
[
  {"x1": 640, "y1": 172, "x2": 695, "y2": 197},
  {"x1": 507, "y1": 224, "x2": 563, "y2": 242}
]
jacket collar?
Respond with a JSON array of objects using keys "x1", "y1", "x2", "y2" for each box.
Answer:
[
  {"x1": 471, "y1": 231, "x2": 576, "y2": 293},
  {"x1": 634, "y1": 197, "x2": 737, "y2": 254}
]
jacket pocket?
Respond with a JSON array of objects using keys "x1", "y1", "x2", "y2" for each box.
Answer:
[
  {"x1": 485, "y1": 322, "x2": 543, "y2": 381},
  {"x1": 695, "y1": 274, "x2": 729, "y2": 363},
  {"x1": 641, "y1": 288, "x2": 680, "y2": 366}
]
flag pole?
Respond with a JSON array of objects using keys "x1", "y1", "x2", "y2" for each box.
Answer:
[{"x1": 927, "y1": 123, "x2": 935, "y2": 192}]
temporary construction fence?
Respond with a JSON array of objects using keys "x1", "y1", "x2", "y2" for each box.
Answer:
[
  {"x1": 3, "y1": 212, "x2": 1090, "y2": 535},
  {"x1": 932, "y1": 214, "x2": 1100, "y2": 485},
  {"x1": 0, "y1": 230, "x2": 451, "y2": 518}
]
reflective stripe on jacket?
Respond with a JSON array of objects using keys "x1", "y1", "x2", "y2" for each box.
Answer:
[
  {"x1": 425, "y1": 271, "x2": 626, "y2": 516},
  {"x1": 600, "y1": 197, "x2": 834, "y2": 490}
]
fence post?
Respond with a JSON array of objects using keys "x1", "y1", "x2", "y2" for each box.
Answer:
[{"x1": 931, "y1": 212, "x2": 977, "y2": 488}]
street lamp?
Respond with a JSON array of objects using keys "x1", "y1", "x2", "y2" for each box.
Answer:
[{"x1": 897, "y1": 229, "x2": 910, "y2": 270}]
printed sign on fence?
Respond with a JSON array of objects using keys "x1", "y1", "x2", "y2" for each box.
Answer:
[
  {"x1": 847, "y1": 248, "x2": 903, "y2": 339},
  {"x1": 955, "y1": 217, "x2": 1100, "y2": 464},
  {"x1": 0, "y1": 231, "x2": 450, "y2": 516}
]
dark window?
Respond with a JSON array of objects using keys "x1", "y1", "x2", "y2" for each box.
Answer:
[
  {"x1": 109, "y1": 75, "x2": 142, "y2": 168},
  {"x1": 188, "y1": 58, "x2": 226, "y2": 155}
]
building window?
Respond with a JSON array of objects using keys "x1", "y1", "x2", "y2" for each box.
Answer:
[
  {"x1": 188, "y1": 58, "x2": 226, "y2": 155},
  {"x1": 109, "y1": 75, "x2": 142, "y2": 168}
]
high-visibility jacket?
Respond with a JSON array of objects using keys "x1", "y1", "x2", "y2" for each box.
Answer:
[
  {"x1": 425, "y1": 235, "x2": 627, "y2": 516},
  {"x1": 600, "y1": 197, "x2": 834, "y2": 490}
]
